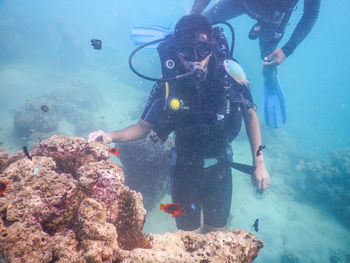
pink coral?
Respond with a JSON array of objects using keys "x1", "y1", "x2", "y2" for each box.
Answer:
[{"x1": 0, "y1": 135, "x2": 263, "y2": 263}]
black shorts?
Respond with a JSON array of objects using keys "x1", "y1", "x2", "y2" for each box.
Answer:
[{"x1": 170, "y1": 148, "x2": 233, "y2": 230}]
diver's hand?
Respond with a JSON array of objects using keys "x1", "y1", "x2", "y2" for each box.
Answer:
[
  {"x1": 251, "y1": 163, "x2": 270, "y2": 193},
  {"x1": 263, "y1": 48, "x2": 286, "y2": 66},
  {"x1": 87, "y1": 130, "x2": 113, "y2": 144}
]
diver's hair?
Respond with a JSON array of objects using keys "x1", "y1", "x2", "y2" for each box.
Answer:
[{"x1": 174, "y1": 14, "x2": 213, "y2": 42}]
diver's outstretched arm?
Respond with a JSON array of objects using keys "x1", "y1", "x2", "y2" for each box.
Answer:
[
  {"x1": 191, "y1": 0, "x2": 211, "y2": 14},
  {"x1": 88, "y1": 119, "x2": 153, "y2": 144},
  {"x1": 243, "y1": 108, "x2": 270, "y2": 192}
]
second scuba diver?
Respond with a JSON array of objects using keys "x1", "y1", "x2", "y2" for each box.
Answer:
[
  {"x1": 88, "y1": 14, "x2": 270, "y2": 234},
  {"x1": 191, "y1": 0, "x2": 321, "y2": 128}
]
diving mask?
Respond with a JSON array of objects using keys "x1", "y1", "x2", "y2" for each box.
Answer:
[{"x1": 175, "y1": 38, "x2": 212, "y2": 62}]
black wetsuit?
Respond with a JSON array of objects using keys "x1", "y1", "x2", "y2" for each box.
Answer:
[
  {"x1": 196, "y1": 0, "x2": 321, "y2": 89},
  {"x1": 141, "y1": 66, "x2": 254, "y2": 230}
]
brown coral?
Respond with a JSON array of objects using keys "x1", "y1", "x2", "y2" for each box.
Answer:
[
  {"x1": 115, "y1": 187, "x2": 150, "y2": 250},
  {"x1": 116, "y1": 134, "x2": 174, "y2": 211},
  {"x1": 0, "y1": 136, "x2": 127, "y2": 262},
  {"x1": 31, "y1": 135, "x2": 110, "y2": 176},
  {"x1": 0, "y1": 135, "x2": 263, "y2": 263},
  {"x1": 123, "y1": 230, "x2": 263, "y2": 263},
  {"x1": 0, "y1": 148, "x2": 8, "y2": 174}
]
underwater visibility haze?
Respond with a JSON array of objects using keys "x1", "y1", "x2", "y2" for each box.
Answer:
[{"x1": 0, "y1": 0, "x2": 349, "y2": 262}]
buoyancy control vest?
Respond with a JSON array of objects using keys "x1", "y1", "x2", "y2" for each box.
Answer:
[
  {"x1": 152, "y1": 73, "x2": 253, "y2": 158},
  {"x1": 152, "y1": 28, "x2": 254, "y2": 156}
]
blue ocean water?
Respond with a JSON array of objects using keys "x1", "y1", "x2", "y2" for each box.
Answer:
[{"x1": 0, "y1": 0, "x2": 349, "y2": 262}]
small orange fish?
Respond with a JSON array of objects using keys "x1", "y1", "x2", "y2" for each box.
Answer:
[
  {"x1": 108, "y1": 147, "x2": 120, "y2": 156},
  {"x1": 101, "y1": 253, "x2": 111, "y2": 260},
  {"x1": 160, "y1": 203, "x2": 185, "y2": 218},
  {"x1": 0, "y1": 181, "x2": 7, "y2": 195}
]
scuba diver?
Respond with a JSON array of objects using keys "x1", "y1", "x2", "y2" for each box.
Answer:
[
  {"x1": 190, "y1": 0, "x2": 321, "y2": 128},
  {"x1": 88, "y1": 14, "x2": 270, "y2": 234}
]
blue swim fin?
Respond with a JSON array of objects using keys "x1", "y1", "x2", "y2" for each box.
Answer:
[
  {"x1": 262, "y1": 76, "x2": 287, "y2": 128},
  {"x1": 131, "y1": 25, "x2": 173, "y2": 48}
]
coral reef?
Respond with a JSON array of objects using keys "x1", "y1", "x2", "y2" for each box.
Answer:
[
  {"x1": 301, "y1": 148, "x2": 350, "y2": 226},
  {"x1": 125, "y1": 230, "x2": 263, "y2": 263},
  {"x1": 13, "y1": 81, "x2": 104, "y2": 147},
  {"x1": 47, "y1": 81, "x2": 103, "y2": 111},
  {"x1": 0, "y1": 135, "x2": 263, "y2": 263},
  {"x1": 116, "y1": 132, "x2": 174, "y2": 210},
  {"x1": 0, "y1": 148, "x2": 8, "y2": 173},
  {"x1": 14, "y1": 97, "x2": 59, "y2": 136},
  {"x1": 0, "y1": 135, "x2": 145, "y2": 263},
  {"x1": 329, "y1": 249, "x2": 350, "y2": 263}
]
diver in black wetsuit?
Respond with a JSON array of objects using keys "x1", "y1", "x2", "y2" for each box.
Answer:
[
  {"x1": 191, "y1": 0, "x2": 321, "y2": 128},
  {"x1": 88, "y1": 14, "x2": 270, "y2": 234}
]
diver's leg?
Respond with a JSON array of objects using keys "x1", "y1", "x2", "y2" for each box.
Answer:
[
  {"x1": 190, "y1": 227, "x2": 202, "y2": 234},
  {"x1": 202, "y1": 224, "x2": 226, "y2": 234},
  {"x1": 259, "y1": 23, "x2": 282, "y2": 88},
  {"x1": 171, "y1": 155, "x2": 202, "y2": 231},
  {"x1": 259, "y1": 24, "x2": 287, "y2": 127},
  {"x1": 202, "y1": 160, "x2": 232, "y2": 233},
  {"x1": 203, "y1": 0, "x2": 245, "y2": 24}
]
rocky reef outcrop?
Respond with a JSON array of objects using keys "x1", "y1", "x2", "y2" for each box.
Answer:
[
  {"x1": 116, "y1": 132, "x2": 173, "y2": 211},
  {"x1": 0, "y1": 135, "x2": 263, "y2": 263},
  {"x1": 0, "y1": 148, "x2": 8, "y2": 174},
  {"x1": 301, "y1": 148, "x2": 350, "y2": 226},
  {"x1": 13, "y1": 81, "x2": 104, "y2": 148},
  {"x1": 125, "y1": 230, "x2": 263, "y2": 263}
]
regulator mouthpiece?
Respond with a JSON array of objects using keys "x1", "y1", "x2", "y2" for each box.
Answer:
[{"x1": 189, "y1": 63, "x2": 207, "y2": 82}]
